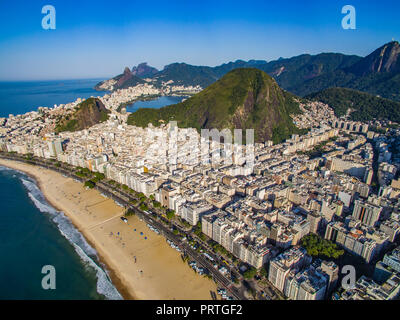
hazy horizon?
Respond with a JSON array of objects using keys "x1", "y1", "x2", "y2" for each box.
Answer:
[{"x1": 1, "y1": 0, "x2": 399, "y2": 81}]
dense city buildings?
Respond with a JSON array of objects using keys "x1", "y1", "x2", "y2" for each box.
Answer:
[{"x1": 2, "y1": 82, "x2": 400, "y2": 300}]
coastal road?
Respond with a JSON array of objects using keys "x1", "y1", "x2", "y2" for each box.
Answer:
[
  {"x1": 126, "y1": 205, "x2": 244, "y2": 300},
  {"x1": 0, "y1": 154, "x2": 246, "y2": 300},
  {"x1": 93, "y1": 181, "x2": 245, "y2": 298}
]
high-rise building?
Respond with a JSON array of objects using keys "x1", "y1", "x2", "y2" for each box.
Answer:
[
  {"x1": 352, "y1": 200, "x2": 382, "y2": 227},
  {"x1": 325, "y1": 222, "x2": 377, "y2": 263},
  {"x1": 284, "y1": 264, "x2": 328, "y2": 300},
  {"x1": 201, "y1": 213, "x2": 217, "y2": 238},
  {"x1": 364, "y1": 169, "x2": 374, "y2": 185},
  {"x1": 307, "y1": 211, "x2": 321, "y2": 234},
  {"x1": 383, "y1": 247, "x2": 400, "y2": 274},
  {"x1": 321, "y1": 260, "x2": 339, "y2": 298},
  {"x1": 47, "y1": 139, "x2": 63, "y2": 158},
  {"x1": 338, "y1": 274, "x2": 400, "y2": 300},
  {"x1": 268, "y1": 247, "x2": 310, "y2": 292},
  {"x1": 380, "y1": 219, "x2": 400, "y2": 242},
  {"x1": 181, "y1": 200, "x2": 212, "y2": 226}
]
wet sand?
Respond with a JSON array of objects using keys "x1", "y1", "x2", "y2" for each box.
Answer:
[{"x1": 0, "y1": 159, "x2": 218, "y2": 300}]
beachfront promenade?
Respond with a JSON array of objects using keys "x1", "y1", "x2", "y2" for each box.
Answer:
[{"x1": 0, "y1": 152, "x2": 245, "y2": 300}]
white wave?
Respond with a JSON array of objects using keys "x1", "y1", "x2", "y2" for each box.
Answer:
[
  {"x1": 20, "y1": 177, "x2": 123, "y2": 300},
  {"x1": 0, "y1": 165, "x2": 18, "y2": 172},
  {"x1": 71, "y1": 241, "x2": 123, "y2": 300}
]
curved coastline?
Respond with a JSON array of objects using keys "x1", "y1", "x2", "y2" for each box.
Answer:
[
  {"x1": 0, "y1": 163, "x2": 129, "y2": 300},
  {"x1": 0, "y1": 158, "x2": 218, "y2": 300}
]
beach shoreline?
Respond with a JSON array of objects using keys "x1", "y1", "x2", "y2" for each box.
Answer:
[
  {"x1": 34, "y1": 175, "x2": 137, "y2": 300},
  {"x1": 0, "y1": 159, "x2": 218, "y2": 300},
  {"x1": 0, "y1": 159, "x2": 136, "y2": 300}
]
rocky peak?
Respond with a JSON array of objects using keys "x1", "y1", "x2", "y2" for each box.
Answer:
[
  {"x1": 348, "y1": 41, "x2": 400, "y2": 75},
  {"x1": 131, "y1": 62, "x2": 158, "y2": 78}
]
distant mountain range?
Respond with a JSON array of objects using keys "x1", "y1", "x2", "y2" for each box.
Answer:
[
  {"x1": 94, "y1": 67, "x2": 145, "y2": 91},
  {"x1": 127, "y1": 68, "x2": 306, "y2": 143},
  {"x1": 131, "y1": 62, "x2": 159, "y2": 78},
  {"x1": 96, "y1": 41, "x2": 400, "y2": 102},
  {"x1": 293, "y1": 41, "x2": 400, "y2": 101}
]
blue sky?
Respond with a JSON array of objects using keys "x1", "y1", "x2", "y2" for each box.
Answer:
[{"x1": 0, "y1": 0, "x2": 399, "y2": 80}]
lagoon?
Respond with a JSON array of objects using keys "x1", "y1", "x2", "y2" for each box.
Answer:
[{"x1": 125, "y1": 95, "x2": 187, "y2": 113}]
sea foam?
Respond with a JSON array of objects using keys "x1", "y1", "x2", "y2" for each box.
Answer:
[{"x1": 20, "y1": 176, "x2": 123, "y2": 300}]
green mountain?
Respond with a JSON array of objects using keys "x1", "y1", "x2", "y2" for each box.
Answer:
[
  {"x1": 259, "y1": 53, "x2": 361, "y2": 95},
  {"x1": 151, "y1": 60, "x2": 269, "y2": 88},
  {"x1": 306, "y1": 87, "x2": 400, "y2": 122},
  {"x1": 95, "y1": 52, "x2": 361, "y2": 93},
  {"x1": 346, "y1": 41, "x2": 400, "y2": 75},
  {"x1": 55, "y1": 98, "x2": 110, "y2": 133},
  {"x1": 152, "y1": 63, "x2": 219, "y2": 88},
  {"x1": 127, "y1": 68, "x2": 304, "y2": 144},
  {"x1": 212, "y1": 59, "x2": 268, "y2": 78},
  {"x1": 96, "y1": 42, "x2": 400, "y2": 101},
  {"x1": 296, "y1": 42, "x2": 400, "y2": 101},
  {"x1": 150, "y1": 54, "x2": 358, "y2": 90}
]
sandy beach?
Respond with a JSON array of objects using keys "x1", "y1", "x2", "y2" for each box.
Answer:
[{"x1": 0, "y1": 159, "x2": 218, "y2": 300}]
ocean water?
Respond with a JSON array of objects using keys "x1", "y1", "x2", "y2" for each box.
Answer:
[
  {"x1": 0, "y1": 166, "x2": 122, "y2": 300},
  {"x1": 0, "y1": 80, "x2": 181, "y2": 300},
  {"x1": 0, "y1": 79, "x2": 107, "y2": 117},
  {"x1": 126, "y1": 95, "x2": 187, "y2": 113}
]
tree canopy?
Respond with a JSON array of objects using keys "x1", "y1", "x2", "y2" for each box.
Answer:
[{"x1": 301, "y1": 233, "x2": 344, "y2": 259}]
